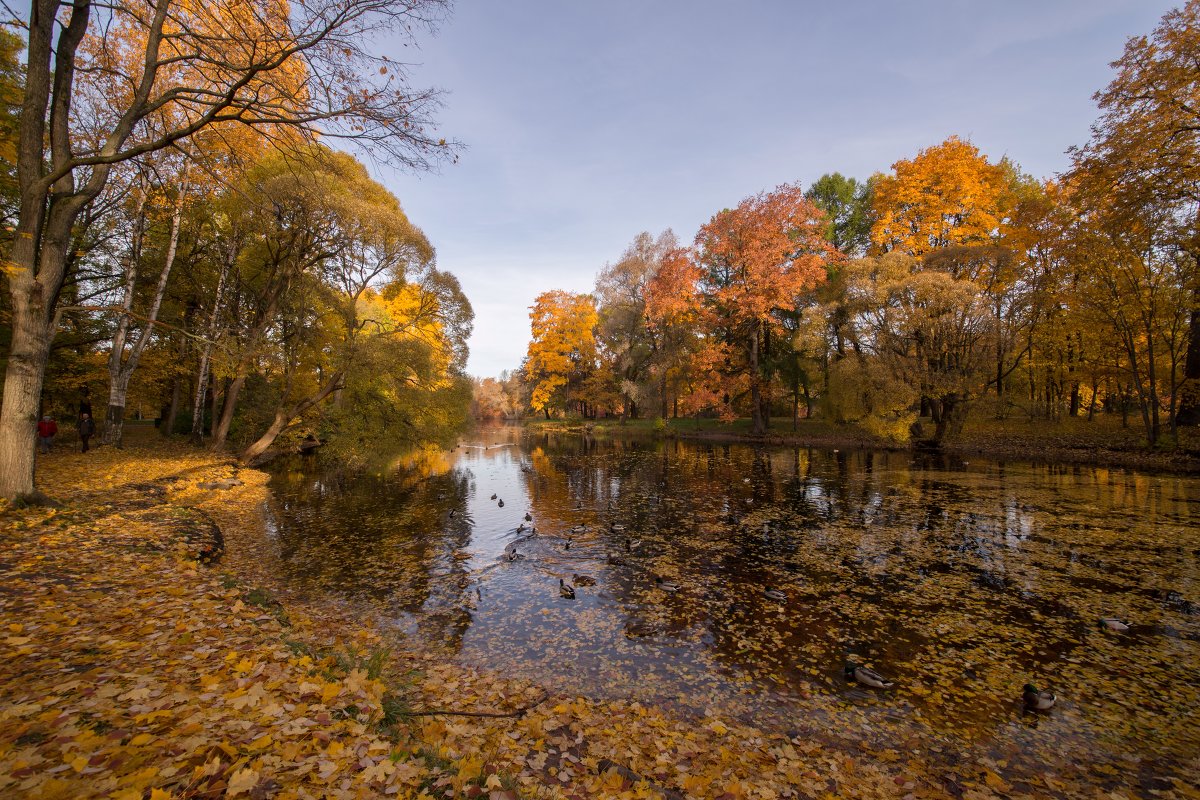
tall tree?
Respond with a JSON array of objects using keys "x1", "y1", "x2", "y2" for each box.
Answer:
[
  {"x1": 693, "y1": 183, "x2": 834, "y2": 434},
  {"x1": 524, "y1": 291, "x2": 598, "y2": 418},
  {"x1": 1, "y1": 0, "x2": 455, "y2": 498},
  {"x1": 593, "y1": 230, "x2": 677, "y2": 419},
  {"x1": 1070, "y1": 1, "x2": 1200, "y2": 424}
]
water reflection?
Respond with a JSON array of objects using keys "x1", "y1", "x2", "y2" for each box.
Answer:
[{"x1": 265, "y1": 425, "x2": 1200, "y2": 789}]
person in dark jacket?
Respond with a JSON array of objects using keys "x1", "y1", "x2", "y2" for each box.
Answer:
[
  {"x1": 37, "y1": 415, "x2": 58, "y2": 453},
  {"x1": 78, "y1": 412, "x2": 95, "y2": 453}
]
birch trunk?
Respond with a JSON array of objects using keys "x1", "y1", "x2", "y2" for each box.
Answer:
[{"x1": 104, "y1": 184, "x2": 185, "y2": 447}]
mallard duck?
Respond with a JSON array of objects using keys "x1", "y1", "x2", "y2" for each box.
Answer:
[
  {"x1": 1023, "y1": 683, "x2": 1055, "y2": 710},
  {"x1": 655, "y1": 576, "x2": 681, "y2": 593},
  {"x1": 611, "y1": 523, "x2": 626, "y2": 532},
  {"x1": 524, "y1": 512, "x2": 533, "y2": 522},
  {"x1": 564, "y1": 539, "x2": 572, "y2": 550},
  {"x1": 490, "y1": 493, "x2": 497, "y2": 500},
  {"x1": 1098, "y1": 617, "x2": 1130, "y2": 632},
  {"x1": 845, "y1": 663, "x2": 893, "y2": 689},
  {"x1": 570, "y1": 525, "x2": 586, "y2": 534},
  {"x1": 607, "y1": 553, "x2": 626, "y2": 566},
  {"x1": 559, "y1": 579, "x2": 576, "y2": 599},
  {"x1": 572, "y1": 573, "x2": 597, "y2": 586},
  {"x1": 516, "y1": 523, "x2": 526, "y2": 533},
  {"x1": 506, "y1": 549, "x2": 520, "y2": 562},
  {"x1": 763, "y1": 588, "x2": 788, "y2": 602},
  {"x1": 498, "y1": 499, "x2": 505, "y2": 507}
]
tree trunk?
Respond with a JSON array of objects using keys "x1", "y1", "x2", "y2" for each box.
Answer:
[
  {"x1": 932, "y1": 393, "x2": 969, "y2": 443},
  {"x1": 750, "y1": 322, "x2": 765, "y2": 435},
  {"x1": 239, "y1": 372, "x2": 344, "y2": 464},
  {"x1": 0, "y1": 213, "x2": 86, "y2": 497},
  {"x1": 163, "y1": 376, "x2": 181, "y2": 436},
  {"x1": 1176, "y1": 274, "x2": 1200, "y2": 425},
  {"x1": 0, "y1": 295, "x2": 54, "y2": 497}
]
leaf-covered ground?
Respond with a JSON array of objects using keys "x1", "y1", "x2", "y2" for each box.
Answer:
[{"x1": 3, "y1": 437, "x2": 1197, "y2": 799}]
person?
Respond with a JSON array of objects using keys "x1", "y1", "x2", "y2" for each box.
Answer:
[
  {"x1": 37, "y1": 414, "x2": 58, "y2": 454},
  {"x1": 78, "y1": 412, "x2": 95, "y2": 453}
]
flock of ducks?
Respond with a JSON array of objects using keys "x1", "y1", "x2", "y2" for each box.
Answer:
[{"x1": 484, "y1": 478, "x2": 1136, "y2": 714}]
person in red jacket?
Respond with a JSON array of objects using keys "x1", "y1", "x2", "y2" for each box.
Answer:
[{"x1": 37, "y1": 414, "x2": 58, "y2": 454}]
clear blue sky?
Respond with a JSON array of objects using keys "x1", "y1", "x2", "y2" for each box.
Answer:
[{"x1": 378, "y1": 0, "x2": 1178, "y2": 378}]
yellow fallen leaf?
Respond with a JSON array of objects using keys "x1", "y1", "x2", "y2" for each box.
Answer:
[
  {"x1": 128, "y1": 733, "x2": 154, "y2": 746},
  {"x1": 226, "y1": 767, "x2": 259, "y2": 796}
]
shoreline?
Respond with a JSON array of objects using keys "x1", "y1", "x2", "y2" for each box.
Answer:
[{"x1": 520, "y1": 418, "x2": 1200, "y2": 474}]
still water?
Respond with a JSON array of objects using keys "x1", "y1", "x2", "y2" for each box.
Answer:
[{"x1": 265, "y1": 425, "x2": 1200, "y2": 792}]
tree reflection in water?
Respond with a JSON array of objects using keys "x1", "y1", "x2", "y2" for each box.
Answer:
[{"x1": 266, "y1": 425, "x2": 1200, "y2": 791}]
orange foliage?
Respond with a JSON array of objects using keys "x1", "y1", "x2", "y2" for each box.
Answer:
[{"x1": 870, "y1": 136, "x2": 1016, "y2": 256}]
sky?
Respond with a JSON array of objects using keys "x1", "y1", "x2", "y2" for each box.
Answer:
[{"x1": 374, "y1": 0, "x2": 1179, "y2": 379}]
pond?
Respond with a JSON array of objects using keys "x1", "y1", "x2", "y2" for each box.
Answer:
[{"x1": 264, "y1": 425, "x2": 1200, "y2": 795}]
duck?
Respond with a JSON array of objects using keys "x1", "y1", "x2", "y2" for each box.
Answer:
[
  {"x1": 1023, "y1": 683, "x2": 1056, "y2": 710},
  {"x1": 845, "y1": 663, "x2": 893, "y2": 689},
  {"x1": 516, "y1": 523, "x2": 526, "y2": 533},
  {"x1": 763, "y1": 588, "x2": 788, "y2": 603},
  {"x1": 606, "y1": 553, "x2": 626, "y2": 566},
  {"x1": 559, "y1": 578, "x2": 576, "y2": 599},
  {"x1": 611, "y1": 523, "x2": 626, "y2": 532},
  {"x1": 655, "y1": 576, "x2": 681, "y2": 593},
  {"x1": 570, "y1": 525, "x2": 586, "y2": 534},
  {"x1": 490, "y1": 493, "x2": 497, "y2": 500},
  {"x1": 564, "y1": 539, "x2": 572, "y2": 551},
  {"x1": 498, "y1": 499, "x2": 505, "y2": 508},
  {"x1": 572, "y1": 573, "x2": 597, "y2": 586},
  {"x1": 524, "y1": 512, "x2": 533, "y2": 522},
  {"x1": 1098, "y1": 617, "x2": 1130, "y2": 632}
]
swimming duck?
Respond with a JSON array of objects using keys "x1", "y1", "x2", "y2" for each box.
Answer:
[
  {"x1": 571, "y1": 525, "x2": 586, "y2": 534},
  {"x1": 845, "y1": 663, "x2": 893, "y2": 689},
  {"x1": 524, "y1": 512, "x2": 533, "y2": 522},
  {"x1": 572, "y1": 573, "x2": 597, "y2": 586},
  {"x1": 559, "y1": 579, "x2": 576, "y2": 599},
  {"x1": 498, "y1": 499, "x2": 504, "y2": 507},
  {"x1": 763, "y1": 588, "x2": 788, "y2": 603},
  {"x1": 1098, "y1": 617, "x2": 1130, "y2": 632},
  {"x1": 655, "y1": 576, "x2": 681, "y2": 593},
  {"x1": 607, "y1": 554, "x2": 626, "y2": 566},
  {"x1": 506, "y1": 549, "x2": 520, "y2": 562},
  {"x1": 1023, "y1": 683, "x2": 1055, "y2": 710},
  {"x1": 611, "y1": 523, "x2": 626, "y2": 532},
  {"x1": 564, "y1": 539, "x2": 572, "y2": 550},
  {"x1": 490, "y1": 493, "x2": 497, "y2": 500}
]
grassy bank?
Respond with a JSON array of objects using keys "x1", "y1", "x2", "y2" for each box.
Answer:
[
  {"x1": 524, "y1": 413, "x2": 1200, "y2": 473},
  {"x1": 1, "y1": 437, "x2": 966, "y2": 800}
]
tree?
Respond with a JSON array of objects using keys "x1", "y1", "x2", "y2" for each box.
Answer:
[
  {"x1": 692, "y1": 183, "x2": 835, "y2": 434},
  {"x1": 1070, "y1": 1, "x2": 1200, "y2": 424},
  {"x1": 805, "y1": 173, "x2": 874, "y2": 256},
  {"x1": 870, "y1": 136, "x2": 1016, "y2": 256},
  {"x1": 593, "y1": 230, "x2": 678, "y2": 419},
  {"x1": 643, "y1": 245, "x2": 702, "y2": 419},
  {"x1": 524, "y1": 291, "x2": 599, "y2": 418},
  {"x1": 845, "y1": 253, "x2": 996, "y2": 442},
  {"x1": 1, "y1": 0, "x2": 456, "y2": 498}
]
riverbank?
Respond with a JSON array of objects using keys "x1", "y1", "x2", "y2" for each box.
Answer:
[
  {"x1": 0, "y1": 439, "x2": 950, "y2": 799},
  {"x1": 524, "y1": 414, "x2": 1200, "y2": 473}
]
